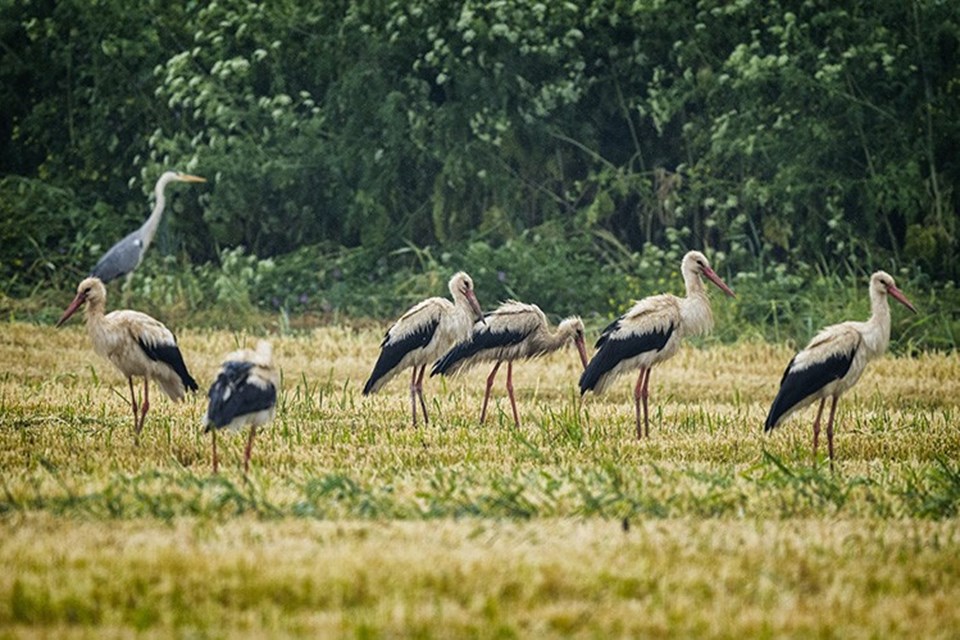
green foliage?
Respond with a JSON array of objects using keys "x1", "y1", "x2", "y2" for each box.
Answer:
[
  {"x1": 2, "y1": 0, "x2": 959, "y2": 309},
  {"x1": 0, "y1": 176, "x2": 104, "y2": 296}
]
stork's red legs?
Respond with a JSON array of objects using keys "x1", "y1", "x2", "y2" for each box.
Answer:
[
  {"x1": 811, "y1": 398, "x2": 826, "y2": 462},
  {"x1": 244, "y1": 425, "x2": 258, "y2": 474},
  {"x1": 128, "y1": 377, "x2": 140, "y2": 434},
  {"x1": 211, "y1": 431, "x2": 219, "y2": 474},
  {"x1": 826, "y1": 396, "x2": 839, "y2": 470},
  {"x1": 410, "y1": 365, "x2": 429, "y2": 426},
  {"x1": 505, "y1": 361, "x2": 520, "y2": 428},
  {"x1": 633, "y1": 368, "x2": 652, "y2": 439},
  {"x1": 480, "y1": 361, "x2": 502, "y2": 424}
]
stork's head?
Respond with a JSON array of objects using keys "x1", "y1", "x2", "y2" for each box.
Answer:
[
  {"x1": 559, "y1": 316, "x2": 589, "y2": 369},
  {"x1": 448, "y1": 271, "x2": 484, "y2": 322},
  {"x1": 871, "y1": 271, "x2": 917, "y2": 313},
  {"x1": 682, "y1": 250, "x2": 736, "y2": 297},
  {"x1": 56, "y1": 277, "x2": 107, "y2": 327}
]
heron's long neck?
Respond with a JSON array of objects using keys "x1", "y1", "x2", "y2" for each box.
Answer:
[
  {"x1": 864, "y1": 289, "x2": 892, "y2": 356},
  {"x1": 139, "y1": 180, "x2": 169, "y2": 251}
]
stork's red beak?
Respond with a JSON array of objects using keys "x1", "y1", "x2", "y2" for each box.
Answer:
[
  {"x1": 887, "y1": 285, "x2": 917, "y2": 314},
  {"x1": 467, "y1": 290, "x2": 485, "y2": 324},
  {"x1": 574, "y1": 334, "x2": 589, "y2": 370},
  {"x1": 702, "y1": 266, "x2": 736, "y2": 298},
  {"x1": 55, "y1": 292, "x2": 86, "y2": 328}
]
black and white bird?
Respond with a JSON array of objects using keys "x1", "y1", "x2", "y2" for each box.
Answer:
[
  {"x1": 91, "y1": 171, "x2": 206, "y2": 284},
  {"x1": 56, "y1": 276, "x2": 198, "y2": 436},
  {"x1": 579, "y1": 250, "x2": 735, "y2": 439},
  {"x1": 432, "y1": 300, "x2": 588, "y2": 427},
  {"x1": 363, "y1": 271, "x2": 483, "y2": 426},
  {"x1": 764, "y1": 271, "x2": 917, "y2": 466},
  {"x1": 203, "y1": 341, "x2": 278, "y2": 474}
]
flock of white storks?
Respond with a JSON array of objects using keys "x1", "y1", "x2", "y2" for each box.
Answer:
[{"x1": 53, "y1": 172, "x2": 917, "y2": 472}]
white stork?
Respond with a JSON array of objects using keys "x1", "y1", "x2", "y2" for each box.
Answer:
[
  {"x1": 56, "y1": 276, "x2": 198, "y2": 435},
  {"x1": 362, "y1": 271, "x2": 483, "y2": 426},
  {"x1": 579, "y1": 250, "x2": 735, "y2": 439},
  {"x1": 765, "y1": 270, "x2": 917, "y2": 466},
  {"x1": 203, "y1": 340, "x2": 278, "y2": 474},
  {"x1": 431, "y1": 300, "x2": 589, "y2": 427}
]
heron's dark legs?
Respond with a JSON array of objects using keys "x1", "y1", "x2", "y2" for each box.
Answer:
[
  {"x1": 506, "y1": 361, "x2": 520, "y2": 428},
  {"x1": 633, "y1": 368, "x2": 647, "y2": 440},
  {"x1": 811, "y1": 398, "x2": 826, "y2": 463},
  {"x1": 480, "y1": 361, "x2": 502, "y2": 424},
  {"x1": 211, "y1": 431, "x2": 219, "y2": 474},
  {"x1": 640, "y1": 368, "x2": 652, "y2": 438},
  {"x1": 243, "y1": 425, "x2": 257, "y2": 474},
  {"x1": 415, "y1": 365, "x2": 429, "y2": 426},
  {"x1": 826, "y1": 396, "x2": 839, "y2": 470}
]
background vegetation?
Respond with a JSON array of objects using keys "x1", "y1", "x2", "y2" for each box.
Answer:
[{"x1": 1, "y1": 0, "x2": 958, "y2": 347}]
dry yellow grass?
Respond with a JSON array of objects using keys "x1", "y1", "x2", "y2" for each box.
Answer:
[{"x1": 1, "y1": 321, "x2": 959, "y2": 637}]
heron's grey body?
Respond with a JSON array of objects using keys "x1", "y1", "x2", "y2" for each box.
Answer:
[{"x1": 91, "y1": 171, "x2": 206, "y2": 283}]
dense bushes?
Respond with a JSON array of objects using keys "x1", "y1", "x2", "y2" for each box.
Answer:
[{"x1": 1, "y1": 0, "x2": 958, "y2": 332}]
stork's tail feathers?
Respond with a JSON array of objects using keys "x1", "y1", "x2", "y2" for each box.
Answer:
[{"x1": 764, "y1": 401, "x2": 786, "y2": 433}]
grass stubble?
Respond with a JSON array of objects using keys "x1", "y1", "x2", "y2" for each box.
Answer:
[{"x1": 0, "y1": 321, "x2": 958, "y2": 637}]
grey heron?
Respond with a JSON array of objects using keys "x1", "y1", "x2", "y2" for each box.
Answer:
[{"x1": 90, "y1": 171, "x2": 206, "y2": 283}]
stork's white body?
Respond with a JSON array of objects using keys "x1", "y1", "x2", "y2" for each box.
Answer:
[
  {"x1": 765, "y1": 271, "x2": 917, "y2": 465},
  {"x1": 56, "y1": 277, "x2": 197, "y2": 435},
  {"x1": 363, "y1": 272, "x2": 483, "y2": 425},
  {"x1": 580, "y1": 251, "x2": 735, "y2": 438},
  {"x1": 432, "y1": 300, "x2": 588, "y2": 426},
  {"x1": 87, "y1": 308, "x2": 193, "y2": 401},
  {"x1": 204, "y1": 341, "x2": 278, "y2": 473}
]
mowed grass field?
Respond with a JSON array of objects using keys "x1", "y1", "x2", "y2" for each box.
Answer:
[{"x1": 1, "y1": 321, "x2": 959, "y2": 637}]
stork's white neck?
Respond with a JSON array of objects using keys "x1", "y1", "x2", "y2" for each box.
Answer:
[
  {"x1": 861, "y1": 286, "x2": 892, "y2": 357},
  {"x1": 680, "y1": 290, "x2": 714, "y2": 337}
]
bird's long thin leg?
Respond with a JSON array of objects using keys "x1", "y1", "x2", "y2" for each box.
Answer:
[
  {"x1": 415, "y1": 365, "x2": 429, "y2": 426},
  {"x1": 138, "y1": 378, "x2": 150, "y2": 435},
  {"x1": 211, "y1": 431, "x2": 219, "y2": 475},
  {"x1": 633, "y1": 369, "x2": 647, "y2": 440},
  {"x1": 640, "y1": 368, "x2": 652, "y2": 438},
  {"x1": 506, "y1": 361, "x2": 520, "y2": 428},
  {"x1": 826, "y1": 396, "x2": 839, "y2": 470},
  {"x1": 410, "y1": 367, "x2": 419, "y2": 427},
  {"x1": 480, "y1": 361, "x2": 502, "y2": 424},
  {"x1": 811, "y1": 398, "x2": 826, "y2": 463},
  {"x1": 243, "y1": 425, "x2": 257, "y2": 474},
  {"x1": 128, "y1": 377, "x2": 140, "y2": 434}
]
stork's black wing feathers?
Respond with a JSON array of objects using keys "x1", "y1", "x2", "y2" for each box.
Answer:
[
  {"x1": 204, "y1": 361, "x2": 277, "y2": 431},
  {"x1": 432, "y1": 325, "x2": 532, "y2": 376},
  {"x1": 91, "y1": 232, "x2": 142, "y2": 283},
  {"x1": 594, "y1": 317, "x2": 623, "y2": 350},
  {"x1": 363, "y1": 318, "x2": 440, "y2": 394},
  {"x1": 764, "y1": 351, "x2": 855, "y2": 431},
  {"x1": 579, "y1": 323, "x2": 674, "y2": 394},
  {"x1": 137, "y1": 338, "x2": 199, "y2": 391}
]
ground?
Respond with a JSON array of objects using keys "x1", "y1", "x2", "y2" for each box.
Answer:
[{"x1": 1, "y1": 322, "x2": 958, "y2": 637}]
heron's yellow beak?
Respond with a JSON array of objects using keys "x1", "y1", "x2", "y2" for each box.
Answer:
[{"x1": 180, "y1": 174, "x2": 206, "y2": 183}]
